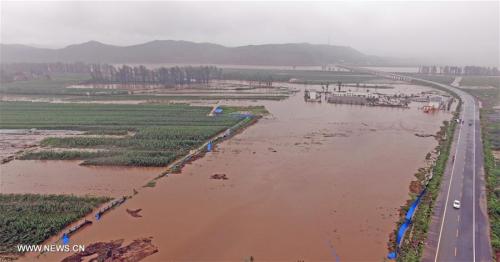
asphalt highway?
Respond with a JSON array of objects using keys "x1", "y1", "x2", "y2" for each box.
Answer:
[
  {"x1": 338, "y1": 67, "x2": 492, "y2": 261},
  {"x1": 406, "y1": 78, "x2": 492, "y2": 262}
]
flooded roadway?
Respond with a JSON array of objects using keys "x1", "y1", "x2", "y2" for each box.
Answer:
[{"x1": 24, "y1": 84, "x2": 451, "y2": 261}]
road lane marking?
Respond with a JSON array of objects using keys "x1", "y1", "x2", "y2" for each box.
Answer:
[
  {"x1": 434, "y1": 92, "x2": 465, "y2": 262},
  {"x1": 365, "y1": 76, "x2": 478, "y2": 261},
  {"x1": 456, "y1": 228, "x2": 459, "y2": 237},
  {"x1": 473, "y1": 98, "x2": 476, "y2": 262}
]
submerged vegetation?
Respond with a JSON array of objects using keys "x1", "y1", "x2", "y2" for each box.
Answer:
[
  {"x1": 1, "y1": 102, "x2": 249, "y2": 166},
  {"x1": 0, "y1": 194, "x2": 110, "y2": 255}
]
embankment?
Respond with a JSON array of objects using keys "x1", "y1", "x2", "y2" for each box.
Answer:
[{"x1": 388, "y1": 83, "x2": 461, "y2": 261}]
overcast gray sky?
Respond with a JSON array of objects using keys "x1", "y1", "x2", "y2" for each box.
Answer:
[{"x1": 1, "y1": 1, "x2": 499, "y2": 66}]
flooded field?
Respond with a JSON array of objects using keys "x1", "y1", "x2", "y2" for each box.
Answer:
[
  {"x1": 0, "y1": 160, "x2": 163, "y2": 197},
  {"x1": 28, "y1": 83, "x2": 452, "y2": 261},
  {"x1": 0, "y1": 129, "x2": 83, "y2": 163}
]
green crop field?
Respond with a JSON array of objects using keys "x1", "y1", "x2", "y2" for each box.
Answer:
[
  {"x1": 0, "y1": 102, "x2": 249, "y2": 166},
  {"x1": 0, "y1": 73, "x2": 125, "y2": 97},
  {"x1": 0, "y1": 194, "x2": 110, "y2": 255}
]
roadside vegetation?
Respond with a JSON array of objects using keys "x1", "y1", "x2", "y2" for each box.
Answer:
[
  {"x1": 483, "y1": 129, "x2": 500, "y2": 255},
  {"x1": 462, "y1": 78, "x2": 500, "y2": 257},
  {"x1": 395, "y1": 115, "x2": 459, "y2": 261},
  {"x1": 388, "y1": 75, "x2": 461, "y2": 260},
  {"x1": 0, "y1": 102, "x2": 249, "y2": 166},
  {"x1": 396, "y1": 75, "x2": 499, "y2": 260},
  {"x1": 0, "y1": 194, "x2": 110, "y2": 255},
  {"x1": 461, "y1": 76, "x2": 500, "y2": 88}
]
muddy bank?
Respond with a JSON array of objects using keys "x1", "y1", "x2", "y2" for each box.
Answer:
[
  {"x1": 0, "y1": 160, "x2": 163, "y2": 197},
  {"x1": 29, "y1": 83, "x2": 451, "y2": 261},
  {"x1": 0, "y1": 129, "x2": 83, "y2": 164}
]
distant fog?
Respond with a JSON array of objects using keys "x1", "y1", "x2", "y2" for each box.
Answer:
[{"x1": 1, "y1": 1, "x2": 498, "y2": 66}]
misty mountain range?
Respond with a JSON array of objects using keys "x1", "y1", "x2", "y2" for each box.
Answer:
[{"x1": 0, "y1": 40, "x2": 393, "y2": 66}]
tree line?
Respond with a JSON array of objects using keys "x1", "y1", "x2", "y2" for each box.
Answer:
[
  {"x1": 89, "y1": 64, "x2": 222, "y2": 85},
  {"x1": 0, "y1": 62, "x2": 223, "y2": 85},
  {"x1": 418, "y1": 65, "x2": 499, "y2": 76},
  {"x1": 0, "y1": 62, "x2": 90, "y2": 82}
]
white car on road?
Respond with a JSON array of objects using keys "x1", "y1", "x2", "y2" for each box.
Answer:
[{"x1": 453, "y1": 200, "x2": 461, "y2": 209}]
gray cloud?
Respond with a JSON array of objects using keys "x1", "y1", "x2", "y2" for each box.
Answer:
[{"x1": 1, "y1": 1, "x2": 499, "y2": 66}]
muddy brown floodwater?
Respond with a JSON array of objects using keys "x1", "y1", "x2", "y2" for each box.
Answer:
[
  {"x1": 0, "y1": 160, "x2": 163, "y2": 197},
  {"x1": 28, "y1": 84, "x2": 451, "y2": 261}
]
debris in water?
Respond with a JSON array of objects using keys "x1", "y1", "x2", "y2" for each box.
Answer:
[
  {"x1": 62, "y1": 237, "x2": 158, "y2": 262},
  {"x1": 414, "y1": 133, "x2": 435, "y2": 138},
  {"x1": 210, "y1": 173, "x2": 228, "y2": 180},
  {"x1": 126, "y1": 208, "x2": 143, "y2": 218}
]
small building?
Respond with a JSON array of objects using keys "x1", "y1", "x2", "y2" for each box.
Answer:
[
  {"x1": 326, "y1": 91, "x2": 378, "y2": 105},
  {"x1": 304, "y1": 90, "x2": 322, "y2": 102},
  {"x1": 428, "y1": 96, "x2": 444, "y2": 109}
]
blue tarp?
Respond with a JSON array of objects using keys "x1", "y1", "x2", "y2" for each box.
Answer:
[
  {"x1": 387, "y1": 252, "x2": 397, "y2": 260},
  {"x1": 62, "y1": 233, "x2": 70, "y2": 245},
  {"x1": 405, "y1": 190, "x2": 425, "y2": 221},
  {"x1": 396, "y1": 220, "x2": 410, "y2": 244},
  {"x1": 388, "y1": 189, "x2": 427, "y2": 260},
  {"x1": 214, "y1": 107, "x2": 223, "y2": 113},
  {"x1": 207, "y1": 142, "x2": 212, "y2": 152}
]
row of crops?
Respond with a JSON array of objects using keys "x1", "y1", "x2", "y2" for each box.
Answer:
[
  {"x1": 0, "y1": 101, "x2": 249, "y2": 166},
  {"x1": 0, "y1": 194, "x2": 110, "y2": 255}
]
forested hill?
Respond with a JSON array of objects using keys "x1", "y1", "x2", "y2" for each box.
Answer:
[{"x1": 1, "y1": 40, "x2": 387, "y2": 66}]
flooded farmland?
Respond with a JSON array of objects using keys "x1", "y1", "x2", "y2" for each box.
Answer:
[
  {"x1": 26, "y1": 83, "x2": 453, "y2": 261},
  {"x1": 0, "y1": 160, "x2": 163, "y2": 197}
]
